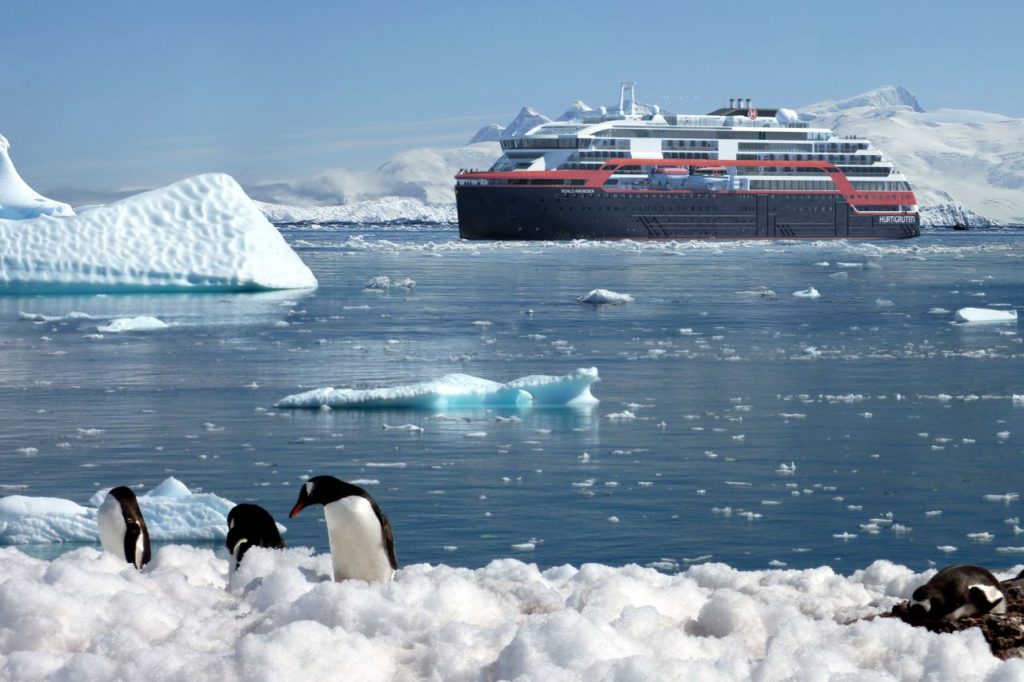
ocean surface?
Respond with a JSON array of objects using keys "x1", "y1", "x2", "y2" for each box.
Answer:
[{"x1": 1, "y1": 226, "x2": 1022, "y2": 574}]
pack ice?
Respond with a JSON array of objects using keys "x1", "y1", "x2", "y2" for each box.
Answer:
[
  {"x1": 955, "y1": 307, "x2": 1018, "y2": 324},
  {"x1": 0, "y1": 477, "x2": 243, "y2": 544},
  {"x1": 277, "y1": 367, "x2": 600, "y2": 409},
  {"x1": 0, "y1": 172, "x2": 317, "y2": 293}
]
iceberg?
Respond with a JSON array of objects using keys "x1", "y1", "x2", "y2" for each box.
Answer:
[
  {"x1": 276, "y1": 367, "x2": 600, "y2": 410},
  {"x1": 0, "y1": 134, "x2": 74, "y2": 219},
  {"x1": 578, "y1": 289, "x2": 634, "y2": 305},
  {"x1": 96, "y1": 316, "x2": 169, "y2": 333},
  {"x1": 954, "y1": 307, "x2": 1018, "y2": 324},
  {"x1": 0, "y1": 173, "x2": 317, "y2": 293},
  {"x1": 0, "y1": 477, "x2": 246, "y2": 544}
]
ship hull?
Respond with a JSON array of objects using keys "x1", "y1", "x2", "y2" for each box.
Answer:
[{"x1": 456, "y1": 186, "x2": 920, "y2": 240}]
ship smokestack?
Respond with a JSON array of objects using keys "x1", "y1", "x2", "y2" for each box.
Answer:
[
  {"x1": 728, "y1": 98, "x2": 734, "y2": 108},
  {"x1": 745, "y1": 98, "x2": 751, "y2": 108}
]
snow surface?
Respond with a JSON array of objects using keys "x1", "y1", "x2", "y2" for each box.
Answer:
[
  {"x1": 0, "y1": 173, "x2": 316, "y2": 293},
  {"x1": 276, "y1": 368, "x2": 600, "y2": 410},
  {"x1": 0, "y1": 134, "x2": 74, "y2": 220},
  {"x1": 578, "y1": 289, "x2": 635, "y2": 305},
  {"x1": 0, "y1": 548, "x2": 1021, "y2": 680},
  {"x1": 0, "y1": 477, "x2": 240, "y2": 544},
  {"x1": 955, "y1": 307, "x2": 1019, "y2": 324}
]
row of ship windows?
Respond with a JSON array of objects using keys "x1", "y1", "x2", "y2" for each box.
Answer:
[
  {"x1": 594, "y1": 129, "x2": 830, "y2": 141},
  {"x1": 737, "y1": 153, "x2": 883, "y2": 165},
  {"x1": 849, "y1": 181, "x2": 913, "y2": 191}
]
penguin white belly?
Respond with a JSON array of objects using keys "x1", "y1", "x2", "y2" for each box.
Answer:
[
  {"x1": 97, "y1": 495, "x2": 127, "y2": 561},
  {"x1": 323, "y1": 497, "x2": 393, "y2": 582}
]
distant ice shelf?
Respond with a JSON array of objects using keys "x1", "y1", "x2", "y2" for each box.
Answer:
[
  {"x1": 276, "y1": 367, "x2": 600, "y2": 410},
  {"x1": 0, "y1": 173, "x2": 317, "y2": 293},
  {"x1": 0, "y1": 476, "x2": 251, "y2": 544}
]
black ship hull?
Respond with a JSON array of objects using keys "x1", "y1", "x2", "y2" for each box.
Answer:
[{"x1": 456, "y1": 186, "x2": 920, "y2": 240}]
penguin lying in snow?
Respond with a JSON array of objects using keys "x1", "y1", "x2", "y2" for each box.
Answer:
[
  {"x1": 289, "y1": 475, "x2": 397, "y2": 583},
  {"x1": 97, "y1": 486, "x2": 151, "y2": 569},
  {"x1": 225, "y1": 503, "x2": 286, "y2": 568},
  {"x1": 910, "y1": 565, "x2": 1006, "y2": 621}
]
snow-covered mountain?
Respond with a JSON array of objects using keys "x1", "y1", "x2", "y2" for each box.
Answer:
[
  {"x1": 801, "y1": 85, "x2": 1024, "y2": 226},
  {"x1": 500, "y1": 107, "x2": 552, "y2": 138}
]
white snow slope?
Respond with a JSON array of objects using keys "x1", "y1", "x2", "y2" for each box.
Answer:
[
  {"x1": 0, "y1": 134, "x2": 74, "y2": 220},
  {"x1": 0, "y1": 547, "x2": 1021, "y2": 680},
  {"x1": 802, "y1": 85, "x2": 1024, "y2": 226},
  {"x1": 256, "y1": 85, "x2": 1023, "y2": 227},
  {"x1": 0, "y1": 173, "x2": 317, "y2": 292}
]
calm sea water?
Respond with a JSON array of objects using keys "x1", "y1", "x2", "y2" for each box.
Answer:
[{"x1": 1, "y1": 226, "x2": 1022, "y2": 573}]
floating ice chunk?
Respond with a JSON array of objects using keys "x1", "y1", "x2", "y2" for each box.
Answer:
[
  {"x1": 382, "y1": 424, "x2": 424, "y2": 433},
  {"x1": 928, "y1": 307, "x2": 950, "y2": 314},
  {"x1": 995, "y1": 547, "x2": 1024, "y2": 554},
  {"x1": 577, "y1": 289, "x2": 634, "y2": 305},
  {"x1": 954, "y1": 307, "x2": 1018, "y2": 324},
  {"x1": 997, "y1": 431, "x2": 1011, "y2": 440},
  {"x1": 792, "y1": 287, "x2": 821, "y2": 299},
  {"x1": 1014, "y1": 395, "x2": 1024, "y2": 405},
  {"x1": 97, "y1": 316, "x2": 169, "y2": 333},
  {"x1": 0, "y1": 477, "x2": 244, "y2": 544},
  {"x1": 604, "y1": 410, "x2": 636, "y2": 421},
  {"x1": 983, "y1": 493, "x2": 1019, "y2": 503},
  {"x1": 937, "y1": 545, "x2": 958, "y2": 553},
  {"x1": 736, "y1": 286, "x2": 777, "y2": 300},
  {"x1": 363, "y1": 275, "x2": 391, "y2": 290},
  {"x1": 276, "y1": 368, "x2": 599, "y2": 410},
  {"x1": 876, "y1": 299, "x2": 894, "y2": 307},
  {"x1": 967, "y1": 532, "x2": 994, "y2": 542},
  {"x1": 775, "y1": 462, "x2": 796, "y2": 475},
  {"x1": 0, "y1": 134, "x2": 74, "y2": 219},
  {"x1": 19, "y1": 310, "x2": 99, "y2": 322},
  {"x1": 0, "y1": 174, "x2": 316, "y2": 292},
  {"x1": 833, "y1": 532, "x2": 856, "y2": 540}
]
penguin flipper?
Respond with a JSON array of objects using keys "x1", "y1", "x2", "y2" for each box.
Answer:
[
  {"x1": 371, "y1": 502, "x2": 398, "y2": 570},
  {"x1": 124, "y1": 522, "x2": 147, "y2": 570},
  {"x1": 968, "y1": 585, "x2": 1005, "y2": 615}
]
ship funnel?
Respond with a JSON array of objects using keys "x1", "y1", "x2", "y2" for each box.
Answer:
[
  {"x1": 728, "y1": 98, "x2": 734, "y2": 108},
  {"x1": 745, "y1": 98, "x2": 751, "y2": 108},
  {"x1": 619, "y1": 82, "x2": 637, "y2": 117}
]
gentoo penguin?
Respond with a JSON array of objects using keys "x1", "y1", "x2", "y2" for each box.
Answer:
[
  {"x1": 225, "y1": 503, "x2": 286, "y2": 568},
  {"x1": 97, "y1": 486, "x2": 151, "y2": 569},
  {"x1": 289, "y1": 476, "x2": 397, "y2": 582},
  {"x1": 909, "y1": 564, "x2": 1007, "y2": 621}
]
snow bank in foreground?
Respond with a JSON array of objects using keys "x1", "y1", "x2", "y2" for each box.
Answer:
[
  {"x1": 955, "y1": 307, "x2": 1018, "y2": 324},
  {"x1": 277, "y1": 367, "x2": 600, "y2": 409},
  {"x1": 0, "y1": 477, "x2": 239, "y2": 544},
  {"x1": 258, "y1": 197, "x2": 457, "y2": 224},
  {"x1": 0, "y1": 134, "x2": 74, "y2": 219},
  {"x1": 1, "y1": 548, "x2": 1020, "y2": 681},
  {"x1": 0, "y1": 173, "x2": 317, "y2": 293}
]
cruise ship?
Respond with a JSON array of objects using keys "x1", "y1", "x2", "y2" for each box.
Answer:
[{"x1": 455, "y1": 84, "x2": 920, "y2": 240}]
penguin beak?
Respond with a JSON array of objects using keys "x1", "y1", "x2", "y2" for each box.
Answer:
[{"x1": 289, "y1": 502, "x2": 305, "y2": 518}]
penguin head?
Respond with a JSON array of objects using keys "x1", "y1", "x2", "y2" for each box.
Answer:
[
  {"x1": 107, "y1": 485, "x2": 140, "y2": 507},
  {"x1": 289, "y1": 475, "x2": 353, "y2": 518},
  {"x1": 909, "y1": 585, "x2": 940, "y2": 621}
]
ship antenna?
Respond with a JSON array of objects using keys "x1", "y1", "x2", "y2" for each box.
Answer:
[{"x1": 619, "y1": 81, "x2": 637, "y2": 118}]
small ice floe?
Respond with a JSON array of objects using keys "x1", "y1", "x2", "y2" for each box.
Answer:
[
  {"x1": 577, "y1": 289, "x2": 634, "y2": 305},
  {"x1": 876, "y1": 299, "x2": 894, "y2": 307},
  {"x1": 97, "y1": 316, "x2": 168, "y2": 333},
  {"x1": 837, "y1": 262, "x2": 864, "y2": 268},
  {"x1": 954, "y1": 307, "x2": 1018, "y2": 324},
  {"x1": 833, "y1": 532, "x2": 857, "y2": 540},
  {"x1": 382, "y1": 424, "x2": 424, "y2": 433},
  {"x1": 276, "y1": 367, "x2": 599, "y2": 410},
  {"x1": 16, "y1": 447, "x2": 38, "y2": 456},
  {"x1": 768, "y1": 559, "x2": 788, "y2": 567},
  {"x1": 350, "y1": 479, "x2": 379, "y2": 486},
  {"x1": 578, "y1": 452, "x2": 591, "y2": 463},
  {"x1": 775, "y1": 462, "x2": 796, "y2": 475},
  {"x1": 1012, "y1": 395, "x2": 1024, "y2": 405},
  {"x1": 925, "y1": 510, "x2": 943, "y2": 517},
  {"x1": 363, "y1": 275, "x2": 391, "y2": 290},
  {"x1": 995, "y1": 547, "x2": 1024, "y2": 554},
  {"x1": 792, "y1": 287, "x2": 821, "y2": 299},
  {"x1": 813, "y1": 261, "x2": 830, "y2": 267},
  {"x1": 394, "y1": 277, "x2": 415, "y2": 289},
  {"x1": 682, "y1": 554, "x2": 712, "y2": 564},
  {"x1": 967, "y1": 532, "x2": 995, "y2": 542},
  {"x1": 736, "y1": 286, "x2": 777, "y2": 300},
  {"x1": 928, "y1": 307, "x2": 950, "y2": 314},
  {"x1": 471, "y1": 320, "x2": 492, "y2": 329},
  {"x1": 19, "y1": 311, "x2": 98, "y2": 323},
  {"x1": 997, "y1": 431, "x2": 1011, "y2": 440},
  {"x1": 464, "y1": 431, "x2": 488, "y2": 439},
  {"x1": 604, "y1": 410, "x2": 636, "y2": 421},
  {"x1": 937, "y1": 545, "x2": 958, "y2": 553},
  {"x1": 892, "y1": 524, "x2": 912, "y2": 534},
  {"x1": 983, "y1": 493, "x2": 1019, "y2": 503},
  {"x1": 511, "y1": 540, "x2": 537, "y2": 551},
  {"x1": 607, "y1": 516, "x2": 620, "y2": 523},
  {"x1": 77, "y1": 428, "x2": 104, "y2": 437},
  {"x1": 365, "y1": 462, "x2": 407, "y2": 469}
]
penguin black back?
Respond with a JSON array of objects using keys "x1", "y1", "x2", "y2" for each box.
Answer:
[
  {"x1": 226, "y1": 503, "x2": 286, "y2": 568},
  {"x1": 98, "y1": 486, "x2": 152, "y2": 570}
]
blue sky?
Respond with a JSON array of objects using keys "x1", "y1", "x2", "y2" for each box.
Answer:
[{"x1": 2, "y1": 0, "x2": 1021, "y2": 192}]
